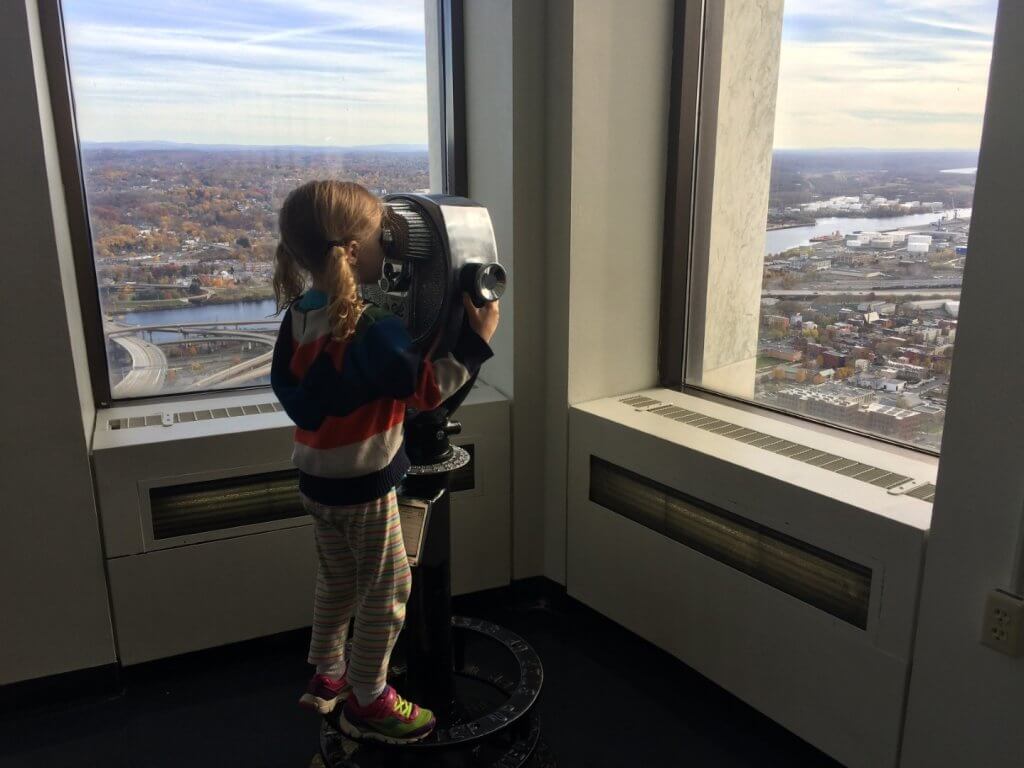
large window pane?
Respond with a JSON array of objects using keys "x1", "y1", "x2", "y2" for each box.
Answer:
[
  {"x1": 61, "y1": 0, "x2": 433, "y2": 399},
  {"x1": 686, "y1": 0, "x2": 997, "y2": 452}
]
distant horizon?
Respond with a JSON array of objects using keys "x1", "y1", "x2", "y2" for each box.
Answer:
[
  {"x1": 81, "y1": 140, "x2": 977, "y2": 156},
  {"x1": 81, "y1": 139, "x2": 429, "y2": 152},
  {"x1": 62, "y1": 0, "x2": 996, "y2": 149}
]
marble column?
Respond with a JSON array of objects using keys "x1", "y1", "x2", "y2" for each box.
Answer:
[{"x1": 689, "y1": 0, "x2": 784, "y2": 398}]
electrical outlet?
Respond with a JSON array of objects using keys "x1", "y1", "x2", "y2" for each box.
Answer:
[{"x1": 981, "y1": 589, "x2": 1024, "y2": 657}]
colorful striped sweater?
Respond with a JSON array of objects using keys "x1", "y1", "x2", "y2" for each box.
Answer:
[{"x1": 271, "y1": 291, "x2": 493, "y2": 505}]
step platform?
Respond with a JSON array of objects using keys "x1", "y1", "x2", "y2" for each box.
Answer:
[{"x1": 319, "y1": 617, "x2": 552, "y2": 768}]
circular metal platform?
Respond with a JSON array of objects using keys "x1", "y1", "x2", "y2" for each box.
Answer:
[
  {"x1": 405, "y1": 445, "x2": 472, "y2": 477},
  {"x1": 319, "y1": 617, "x2": 548, "y2": 768}
]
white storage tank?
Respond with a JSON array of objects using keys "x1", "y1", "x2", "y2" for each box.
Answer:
[{"x1": 907, "y1": 234, "x2": 932, "y2": 254}]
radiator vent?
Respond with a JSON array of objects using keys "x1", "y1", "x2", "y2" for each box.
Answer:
[
  {"x1": 904, "y1": 482, "x2": 937, "y2": 503},
  {"x1": 109, "y1": 401, "x2": 283, "y2": 430},
  {"x1": 590, "y1": 457, "x2": 872, "y2": 628},
  {"x1": 150, "y1": 469, "x2": 304, "y2": 540},
  {"x1": 149, "y1": 445, "x2": 476, "y2": 540},
  {"x1": 619, "y1": 395, "x2": 930, "y2": 501}
]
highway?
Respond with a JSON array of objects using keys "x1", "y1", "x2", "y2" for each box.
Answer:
[
  {"x1": 191, "y1": 351, "x2": 273, "y2": 389},
  {"x1": 106, "y1": 319, "x2": 277, "y2": 396},
  {"x1": 110, "y1": 332, "x2": 168, "y2": 397}
]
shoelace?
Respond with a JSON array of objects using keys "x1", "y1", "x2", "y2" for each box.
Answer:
[{"x1": 392, "y1": 693, "x2": 414, "y2": 719}]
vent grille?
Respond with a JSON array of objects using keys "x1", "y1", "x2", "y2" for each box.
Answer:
[
  {"x1": 590, "y1": 457, "x2": 872, "y2": 628},
  {"x1": 905, "y1": 483, "x2": 937, "y2": 503},
  {"x1": 109, "y1": 401, "x2": 283, "y2": 430},
  {"x1": 620, "y1": 396, "x2": 928, "y2": 501},
  {"x1": 150, "y1": 452, "x2": 477, "y2": 542},
  {"x1": 150, "y1": 469, "x2": 304, "y2": 540}
]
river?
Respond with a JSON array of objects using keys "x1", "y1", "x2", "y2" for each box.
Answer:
[
  {"x1": 120, "y1": 299, "x2": 280, "y2": 327},
  {"x1": 113, "y1": 207, "x2": 970, "y2": 328},
  {"x1": 764, "y1": 208, "x2": 971, "y2": 256},
  {"x1": 119, "y1": 298, "x2": 281, "y2": 341}
]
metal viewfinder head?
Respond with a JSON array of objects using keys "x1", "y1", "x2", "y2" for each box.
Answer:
[
  {"x1": 360, "y1": 194, "x2": 507, "y2": 465},
  {"x1": 364, "y1": 193, "x2": 506, "y2": 351}
]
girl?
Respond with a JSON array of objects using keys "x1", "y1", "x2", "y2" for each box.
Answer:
[{"x1": 270, "y1": 180, "x2": 498, "y2": 744}]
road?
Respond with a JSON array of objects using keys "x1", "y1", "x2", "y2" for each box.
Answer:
[
  {"x1": 110, "y1": 332, "x2": 168, "y2": 397},
  {"x1": 190, "y1": 350, "x2": 273, "y2": 389},
  {"x1": 106, "y1": 319, "x2": 276, "y2": 396}
]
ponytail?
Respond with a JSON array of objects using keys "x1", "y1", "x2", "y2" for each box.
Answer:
[
  {"x1": 324, "y1": 244, "x2": 365, "y2": 342},
  {"x1": 272, "y1": 241, "x2": 307, "y2": 314}
]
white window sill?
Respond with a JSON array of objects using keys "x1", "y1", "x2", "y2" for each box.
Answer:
[
  {"x1": 574, "y1": 387, "x2": 935, "y2": 532},
  {"x1": 92, "y1": 381, "x2": 509, "y2": 451}
]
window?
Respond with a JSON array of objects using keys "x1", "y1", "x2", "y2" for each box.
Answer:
[
  {"x1": 672, "y1": 0, "x2": 997, "y2": 453},
  {"x1": 46, "y1": 0, "x2": 458, "y2": 403}
]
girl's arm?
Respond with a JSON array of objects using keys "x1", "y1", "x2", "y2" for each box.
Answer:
[
  {"x1": 270, "y1": 310, "x2": 336, "y2": 430},
  {"x1": 346, "y1": 312, "x2": 493, "y2": 413}
]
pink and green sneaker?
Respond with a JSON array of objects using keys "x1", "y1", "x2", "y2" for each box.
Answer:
[
  {"x1": 299, "y1": 673, "x2": 352, "y2": 715},
  {"x1": 339, "y1": 685, "x2": 436, "y2": 744}
]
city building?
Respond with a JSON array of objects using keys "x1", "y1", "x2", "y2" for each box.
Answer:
[{"x1": 908, "y1": 234, "x2": 933, "y2": 254}]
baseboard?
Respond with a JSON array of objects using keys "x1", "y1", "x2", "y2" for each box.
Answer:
[{"x1": 0, "y1": 664, "x2": 122, "y2": 719}]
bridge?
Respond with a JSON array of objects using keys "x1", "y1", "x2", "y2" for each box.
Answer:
[
  {"x1": 100, "y1": 283, "x2": 216, "y2": 304},
  {"x1": 106, "y1": 320, "x2": 279, "y2": 397}
]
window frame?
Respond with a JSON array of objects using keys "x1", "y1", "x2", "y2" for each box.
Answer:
[
  {"x1": 37, "y1": 0, "x2": 466, "y2": 408},
  {"x1": 661, "y1": 0, "x2": 954, "y2": 457}
]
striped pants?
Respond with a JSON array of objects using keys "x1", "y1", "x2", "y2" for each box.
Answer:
[{"x1": 302, "y1": 489, "x2": 412, "y2": 704}]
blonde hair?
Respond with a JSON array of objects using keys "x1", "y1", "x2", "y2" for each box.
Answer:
[{"x1": 273, "y1": 180, "x2": 383, "y2": 341}]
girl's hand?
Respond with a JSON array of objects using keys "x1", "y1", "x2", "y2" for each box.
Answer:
[{"x1": 463, "y1": 294, "x2": 500, "y2": 344}]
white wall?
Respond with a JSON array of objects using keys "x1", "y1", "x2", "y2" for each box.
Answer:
[
  {"x1": 541, "y1": 0, "x2": 574, "y2": 581},
  {"x1": 465, "y1": 0, "x2": 515, "y2": 400},
  {"x1": 0, "y1": 0, "x2": 115, "y2": 685},
  {"x1": 901, "y1": 4, "x2": 1024, "y2": 764},
  {"x1": 464, "y1": 0, "x2": 556, "y2": 579},
  {"x1": 531, "y1": 0, "x2": 672, "y2": 584},
  {"x1": 565, "y1": 0, "x2": 670, "y2": 406}
]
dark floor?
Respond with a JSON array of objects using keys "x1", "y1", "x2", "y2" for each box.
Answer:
[{"x1": 0, "y1": 581, "x2": 839, "y2": 767}]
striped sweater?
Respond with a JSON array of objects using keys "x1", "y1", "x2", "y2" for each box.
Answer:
[{"x1": 271, "y1": 291, "x2": 493, "y2": 505}]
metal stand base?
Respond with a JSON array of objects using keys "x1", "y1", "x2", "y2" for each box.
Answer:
[{"x1": 320, "y1": 618, "x2": 548, "y2": 767}]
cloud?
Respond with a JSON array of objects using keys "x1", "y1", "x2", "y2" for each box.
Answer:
[
  {"x1": 61, "y1": 0, "x2": 429, "y2": 145},
  {"x1": 771, "y1": 0, "x2": 998, "y2": 149}
]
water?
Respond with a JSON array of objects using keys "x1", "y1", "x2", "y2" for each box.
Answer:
[
  {"x1": 120, "y1": 298, "x2": 280, "y2": 327},
  {"x1": 764, "y1": 209, "x2": 971, "y2": 256},
  {"x1": 118, "y1": 299, "x2": 280, "y2": 342},
  {"x1": 115, "y1": 207, "x2": 972, "y2": 322},
  {"x1": 941, "y1": 167, "x2": 977, "y2": 174}
]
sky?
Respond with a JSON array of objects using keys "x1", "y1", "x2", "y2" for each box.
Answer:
[
  {"x1": 62, "y1": 0, "x2": 998, "y2": 151},
  {"x1": 773, "y1": 0, "x2": 998, "y2": 150},
  {"x1": 62, "y1": 0, "x2": 430, "y2": 147}
]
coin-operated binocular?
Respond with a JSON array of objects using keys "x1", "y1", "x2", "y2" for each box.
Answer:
[
  {"x1": 363, "y1": 194, "x2": 507, "y2": 467},
  {"x1": 324, "y1": 197, "x2": 544, "y2": 764}
]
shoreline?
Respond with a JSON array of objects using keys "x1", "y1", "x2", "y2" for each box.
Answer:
[
  {"x1": 110, "y1": 293, "x2": 276, "y2": 315},
  {"x1": 767, "y1": 222, "x2": 811, "y2": 231}
]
